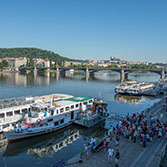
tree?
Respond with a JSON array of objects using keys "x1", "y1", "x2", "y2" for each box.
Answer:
[{"x1": 0, "y1": 60, "x2": 8, "y2": 68}]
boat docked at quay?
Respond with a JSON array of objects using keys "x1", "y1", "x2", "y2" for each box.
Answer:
[
  {"x1": 115, "y1": 81, "x2": 138, "y2": 95},
  {"x1": 126, "y1": 82, "x2": 155, "y2": 96},
  {"x1": 115, "y1": 81, "x2": 155, "y2": 96},
  {"x1": 3, "y1": 96, "x2": 108, "y2": 142},
  {"x1": 0, "y1": 94, "x2": 73, "y2": 133}
]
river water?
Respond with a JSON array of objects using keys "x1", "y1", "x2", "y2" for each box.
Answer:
[{"x1": 0, "y1": 71, "x2": 161, "y2": 167}]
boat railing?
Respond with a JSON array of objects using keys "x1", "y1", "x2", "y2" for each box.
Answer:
[
  {"x1": 109, "y1": 112, "x2": 126, "y2": 120},
  {"x1": 0, "y1": 119, "x2": 3, "y2": 124},
  {"x1": 0, "y1": 115, "x2": 22, "y2": 124},
  {"x1": 0, "y1": 98, "x2": 34, "y2": 109}
]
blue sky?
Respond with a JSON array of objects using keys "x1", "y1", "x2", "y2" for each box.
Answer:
[{"x1": 0, "y1": 0, "x2": 167, "y2": 63}]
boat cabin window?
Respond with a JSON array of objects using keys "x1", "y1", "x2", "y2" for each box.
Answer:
[
  {"x1": 89, "y1": 100, "x2": 92, "y2": 103},
  {"x1": 48, "y1": 118, "x2": 53, "y2": 122},
  {"x1": 70, "y1": 136, "x2": 73, "y2": 141},
  {"x1": 65, "y1": 139, "x2": 69, "y2": 144},
  {"x1": 71, "y1": 105, "x2": 74, "y2": 109},
  {"x1": 60, "y1": 119, "x2": 64, "y2": 124},
  {"x1": 14, "y1": 110, "x2": 20, "y2": 115},
  {"x1": 83, "y1": 102, "x2": 87, "y2": 105},
  {"x1": 54, "y1": 121, "x2": 59, "y2": 126},
  {"x1": 75, "y1": 104, "x2": 79, "y2": 108},
  {"x1": 60, "y1": 108, "x2": 64, "y2": 113},
  {"x1": 51, "y1": 109, "x2": 54, "y2": 116},
  {"x1": 22, "y1": 108, "x2": 28, "y2": 113},
  {"x1": 59, "y1": 142, "x2": 63, "y2": 148},
  {"x1": 65, "y1": 106, "x2": 70, "y2": 111},
  {"x1": 75, "y1": 134, "x2": 78, "y2": 138},
  {"x1": 0, "y1": 113, "x2": 5, "y2": 118},
  {"x1": 56, "y1": 110, "x2": 59, "y2": 114},
  {"x1": 6, "y1": 111, "x2": 13, "y2": 117},
  {"x1": 31, "y1": 107, "x2": 39, "y2": 112}
]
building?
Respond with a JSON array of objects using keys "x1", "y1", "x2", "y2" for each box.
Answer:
[
  {"x1": 63, "y1": 61, "x2": 81, "y2": 67},
  {"x1": 42, "y1": 58, "x2": 50, "y2": 68},
  {"x1": 33, "y1": 58, "x2": 50, "y2": 68},
  {"x1": 4, "y1": 57, "x2": 27, "y2": 69}
]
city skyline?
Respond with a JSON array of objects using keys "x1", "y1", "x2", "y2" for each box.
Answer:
[{"x1": 0, "y1": 0, "x2": 167, "y2": 63}]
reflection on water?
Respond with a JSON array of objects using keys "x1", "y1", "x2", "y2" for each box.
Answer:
[
  {"x1": 0, "y1": 72, "x2": 51, "y2": 86},
  {"x1": 2, "y1": 124, "x2": 106, "y2": 167},
  {"x1": 0, "y1": 71, "x2": 160, "y2": 87},
  {"x1": 27, "y1": 129, "x2": 80, "y2": 158},
  {"x1": 4, "y1": 124, "x2": 106, "y2": 157},
  {"x1": 114, "y1": 94, "x2": 157, "y2": 105},
  {"x1": 114, "y1": 94, "x2": 144, "y2": 104},
  {"x1": 4, "y1": 126, "x2": 80, "y2": 158}
]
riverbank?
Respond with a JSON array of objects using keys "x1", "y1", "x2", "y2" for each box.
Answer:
[{"x1": 66, "y1": 98, "x2": 167, "y2": 167}]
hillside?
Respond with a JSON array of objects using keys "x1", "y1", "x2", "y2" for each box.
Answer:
[{"x1": 0, "y1": 48, "x2": 75, "y2": 66}]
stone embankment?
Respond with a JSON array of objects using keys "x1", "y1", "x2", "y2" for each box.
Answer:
[{"x1": 66, "y1": 99, "x2": 167, "y2": 167}]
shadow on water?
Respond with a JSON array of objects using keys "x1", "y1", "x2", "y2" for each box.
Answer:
[{"x1": 3, "y1": 123, "x2": 106, "y2": 158}]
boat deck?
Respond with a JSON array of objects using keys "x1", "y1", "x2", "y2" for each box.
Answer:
[{"x1": 74, "y1": 114, "x2": 105, "y2": 128}]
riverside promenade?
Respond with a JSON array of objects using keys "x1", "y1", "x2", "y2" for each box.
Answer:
[{"x1": 67, "y1": 98, "x2": 167, "y2": 167}]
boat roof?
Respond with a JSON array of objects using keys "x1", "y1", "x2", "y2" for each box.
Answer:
[
  {"x1": 65, "y1": 96, "x2": 93, "y2": 102},
  {"x1": 33, "y1": 94, "x2": 73, "y2": 103},
  {"x1": 0, "y1": 94, "x2": 73, "y2": 110},
  {"x1": 0, "y1": 97, "x2": 34, "y2": 110},
  {"x1": 55, "y1": 100, "x2": 77, "y2": 107},
  {"x1": 31, "y1": 103, "x2": 50, "y2": 109},
  {"x1": 31, "y1": 100, "x2": 77, "y2": 109},
  {"x1": 124, "y1": 81, "x2": 138, "y2": 84}
]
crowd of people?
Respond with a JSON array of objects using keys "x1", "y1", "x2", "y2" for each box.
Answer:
[
  {"x1": 83, "y1": 99, "x2": 167, "y2": 167},
  {"x1": 111, "y1": 110, "x2": 167, "y2": 148}
]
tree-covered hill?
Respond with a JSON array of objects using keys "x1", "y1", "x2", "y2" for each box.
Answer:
[{"x1": 0, "y1": 48, "x2": 76, "y2": 66}]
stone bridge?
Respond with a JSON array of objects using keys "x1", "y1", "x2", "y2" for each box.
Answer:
[{"x1": 18, "y1": 67, "x2": 167, "y2": 82}]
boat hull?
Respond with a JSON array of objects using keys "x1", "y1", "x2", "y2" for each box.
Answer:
[{"x1": 4, "y1": 122, "x2": 73, "y2": 142}]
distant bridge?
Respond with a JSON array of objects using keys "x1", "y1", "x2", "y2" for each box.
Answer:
[{"x1": 18, "y1": 67, "x2": 167, "y2": 82}]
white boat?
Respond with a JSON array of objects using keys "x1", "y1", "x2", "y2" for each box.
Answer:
[
  {"x1": 126, "y1": 82, "x2": 155, "y2": 96},
  {"x1": 3, "y1": 96, "x2": 95, "y2": 141},
  {"x1": 0, "y1": 94, "x2": 73, "y2": 133},
  {"x1": 0, "y1": 97, "x2": 34, "y2": 133},
  {"x1": 115, "y1": 81, "x2": 138, "y2": 95}
]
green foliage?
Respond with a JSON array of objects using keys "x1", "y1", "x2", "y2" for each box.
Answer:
[
  {"x1": 0, "y1": 48, "x2": 75, "y2": 67},
  {"x1": 130, "y1": 64, "x2": 157, "y2": 70},
  {"x1": 0, "y1": 60, "x2": 8, "y2": 68}
]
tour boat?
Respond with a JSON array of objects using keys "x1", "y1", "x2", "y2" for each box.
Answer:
[
  {"x1": 115, "y1": 81, "x2": 138, "y2": 95},
  {"x1": 3, "y1": 96, "x2": 95, "y2": 141},
  {"x1": 126, "y1": 82, "x2": 155, "y2": 96},
  {"x1": 0, "y1": 94, "x2": 73, "y2": 133},
  {"x1": 0, "y1": 97, "x2": 34, "y2": 133}
]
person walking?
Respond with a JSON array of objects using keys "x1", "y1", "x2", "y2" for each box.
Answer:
[
  {"x1": 115, "y1": 149, "x2": 120, "y2": 167},
  {"x1": 103, "y1": 139, "x2": 107, "y2": 152},
  {"x1": 84, "y1": 144, "x2": 87, "y2": 153},
  {"x1": 87, "y1": 143, "x2": 91, "y2": 159},
  {"x1": 108, "y1": 147, "x2": 114, "y2": 162}
]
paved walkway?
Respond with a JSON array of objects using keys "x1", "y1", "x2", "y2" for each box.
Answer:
[{"x1": 67, "y1": 99, "x2": 167, "y2": 167}]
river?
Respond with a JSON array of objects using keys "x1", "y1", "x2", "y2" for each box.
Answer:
[{"x1": 0, "y1": 71, "x2": 161, "y2": 167}]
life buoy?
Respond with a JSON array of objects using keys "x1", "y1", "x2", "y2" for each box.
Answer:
[{"x1": 36, "y1": 118, "x2": 42, "y2": 123}]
